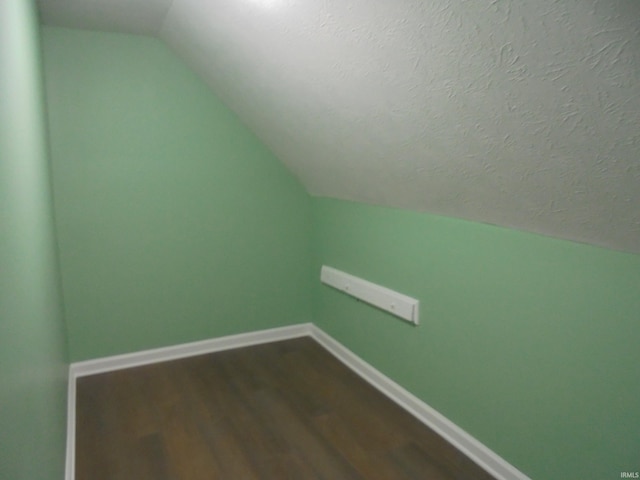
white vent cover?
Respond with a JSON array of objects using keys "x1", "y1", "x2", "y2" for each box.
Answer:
[{"x1": 320, "y1": 266, "x2": 419, "y2": 325}]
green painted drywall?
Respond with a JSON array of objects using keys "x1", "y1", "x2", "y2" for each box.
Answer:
[
  {"x1": 312, "y1": 197, "x2": 640, "y2": 480},
  {"x1": 0, "y1": 2, "x2": 69, "y2": 479},
  {"x1": 42, "y1": 27, "x2": 313, "y2": 362},
  {"x1": 37, "y1": 22, "x2": 640, "y2": 480}
]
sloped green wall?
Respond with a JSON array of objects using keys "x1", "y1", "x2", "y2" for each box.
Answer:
[
  {"x1": 38, "y1": 22, "x2": 639, "y2": 480},
  {"x1": 42, "y1": 27, "x2": 313, "y2": 362},
  {"x1": 312, "y1": 197, "x2": 640, "y2": 480},
  {"x1": 0, "y1": 2, "x2": 68, "y2": 479}
]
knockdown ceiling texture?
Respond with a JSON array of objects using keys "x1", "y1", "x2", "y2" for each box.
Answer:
[{"x1": 39, "y1": 0, "x2": 640, "y2": 254}]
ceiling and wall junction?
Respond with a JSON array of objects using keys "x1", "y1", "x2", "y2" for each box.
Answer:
[{"x1": 38, "y1": 0, "x2": 640, "y2": 254}]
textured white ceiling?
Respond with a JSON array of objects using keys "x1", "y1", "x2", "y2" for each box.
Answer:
[
  {"x1": 39, "y1": 0, "x2": 640, "y2": 254},
  {"x1": 38, "y1": 0, "x2": 173, "y2": 34}
]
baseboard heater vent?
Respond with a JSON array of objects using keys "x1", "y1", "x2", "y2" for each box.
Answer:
[{"x1": 320, "y1": 266, "x2": 419, "y2": 325}]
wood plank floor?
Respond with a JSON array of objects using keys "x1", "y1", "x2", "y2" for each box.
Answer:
[{"x1": 76, "y1": 337, "x2": 496, "y2": 480}]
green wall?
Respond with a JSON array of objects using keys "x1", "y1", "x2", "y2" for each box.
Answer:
[
  {"x1": 42, "y1": 27, "x2": 313, "y2": 362},
  {"x1": 0, "y1": 2, "x2": 69, "y2": 479},
  {"x1": 312, "y1": 197, "x2": 640, "y2": 480},
  {"x1": 38, "y1": 22, "x2": 639, "y2": 480}
]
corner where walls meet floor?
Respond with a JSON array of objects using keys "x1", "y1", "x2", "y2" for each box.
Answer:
[{"x1": 65, "y1": 324, "x2": 531, "y2": 480}]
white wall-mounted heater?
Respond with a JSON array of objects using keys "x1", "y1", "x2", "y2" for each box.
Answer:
[{"x1": 320, "y1": 266, "x2": 419, "y2": 325}]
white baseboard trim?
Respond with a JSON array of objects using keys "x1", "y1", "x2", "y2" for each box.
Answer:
[
  {"x1": 65, "y1": 322, "x2": 529, "y2": 480},
  {"x1": 65, "y1": 367, "x2": 76, "y2": 480},
  {"x1": 64, "y1": 323, "x2": 312, "y2": 480},
  {"x1": 308, "y1": 324, "x2": 531, "y2": 480},
  {"x1": 70, "y1": 323, "x2": 312, "y2": 378}
]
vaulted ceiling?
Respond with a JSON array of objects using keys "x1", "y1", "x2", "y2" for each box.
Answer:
[{"x1": 38, "y1": 0, "x2": 640, "y2": 254}]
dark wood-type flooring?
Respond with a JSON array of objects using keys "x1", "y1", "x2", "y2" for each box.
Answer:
[{"x1": 76, "y1": 337, "x2": 495, "y2": 480}]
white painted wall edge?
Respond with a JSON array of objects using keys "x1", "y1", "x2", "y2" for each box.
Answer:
[{"x1": 65, "y1": 322, "x2": 530, "y2": 480}]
